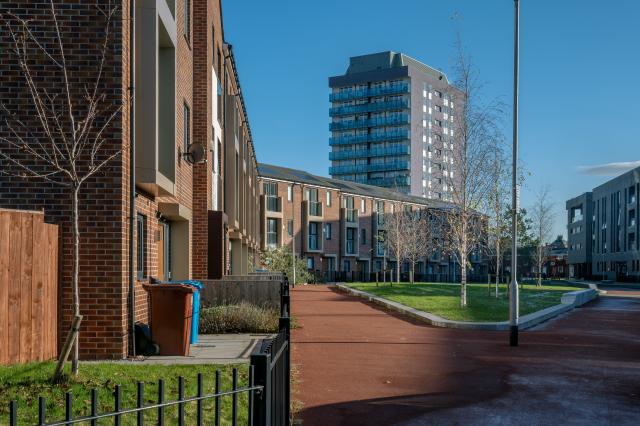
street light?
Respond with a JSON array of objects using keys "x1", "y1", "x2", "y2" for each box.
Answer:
[{"x1": 509, "y1": 0, "x2": 521, "y2": 347}]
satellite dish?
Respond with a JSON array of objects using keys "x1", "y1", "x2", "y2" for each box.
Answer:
[{"x1": 183, "y1": 144, "x2": 207, "y2": 165}]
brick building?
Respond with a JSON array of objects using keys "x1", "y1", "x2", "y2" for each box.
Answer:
[
  {"x1": 0, "y1": 0, "x2": 260, "y2": 359},
  {"x1": 258, "y1": 163, "x2": 487, "y2": 282}
]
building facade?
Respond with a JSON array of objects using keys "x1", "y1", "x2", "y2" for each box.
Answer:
[
  {"x1": 0, "y1": 0, "x2": 260, "y2": 359},
  {"x1": 258, "y1": 164, "x2": 487, "y2": 282},
  {"x1": 329, "y1": 51, "x2": 460, "y2": 200},
  {"x1": 567, "y1": 167, "x2": 639, "y2": 281}
]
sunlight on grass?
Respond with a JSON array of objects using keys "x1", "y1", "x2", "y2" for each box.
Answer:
[
  {"x1": 0, "y1": 362, "x2": 249, "y2": 425},
  {"x1": 348, "y1": 282, "x2": 582, "y2": 322}
]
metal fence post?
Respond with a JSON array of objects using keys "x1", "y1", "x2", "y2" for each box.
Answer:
[
  {"x1": 280, "y1": 317, "x2": 291, "y2": 425},
  {"x1": 251, "y1": 352, "x2": 272, "y2": 426}
]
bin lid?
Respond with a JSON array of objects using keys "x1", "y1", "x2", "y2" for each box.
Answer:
[
  {"x1": 142, "y1": 283, "x2": 195, "y2": 293},
  {"x1": 150, "y1": 279, "x2": 203, "y2": 289}
]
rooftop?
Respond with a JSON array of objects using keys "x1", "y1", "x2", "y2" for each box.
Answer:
[
  {"x1": 345, "y1": 51, "x2": 450, "y2": 84},
  {"x1": 258, "y1": 163, "x2": 453, "y2": 209}
]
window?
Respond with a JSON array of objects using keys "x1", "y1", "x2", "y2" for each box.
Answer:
[
  {"x1": 307, "y1": 257, "x2": 315, "y2": 270},
  {"x1": 360, "y1": 228, "x2": 366, "y2": 245},
  {"x1": 435, "y1": 105, "x2": 442, "y2": 112},
  {"x1": 343, "y1": 259, "x2": 351, "y2": 272},
  {"x1": 183, "y1": 103, "x2": 190, "y2": 153},
  {"x1": 267, "y1": 218, "x2": 278, "y2": 248},
  {"x1": 360, "y1": 199, "x2": 366, "y2": 213},
  {"x1": 308, "y1": 222, "x2": 319, "y2": 250},
  {"x1": 377, "y1": 230, "x2": 385, "y2": 256},
  {"x1": 183, "y1": 0, "x2": 191, "y2": 42},
  {"x1": 326, "y1": 191, "x2": 331, "y2": 207},
  {"x1": 346, "y1": 227, "x2": 356, "y2": 254},
  {"x1": 287, "y1": 219, "x2": 293, "y2": 236},
  {"x1": 136, "y1": 214, "x2": 146, "y2": 279},
  {"x1": 287, "y1": 185, "x2": 293, "y2": 202},
  {"x1": 630, "y1": 186, "x2": 636, "y2": 204},
  {"x1": 324, "y1": 223, "x2": 332, "y2": 240},
  {"x1": 264, "y1": 182, "x2": 279, "y2": 212},
  {"x1": 434, "y1": 90, "x2": 442, "y2": 98}
]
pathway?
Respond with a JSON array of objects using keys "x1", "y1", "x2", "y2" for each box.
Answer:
[{"x1": 291, "y1": 285, "x2": 640, "y2": 425}]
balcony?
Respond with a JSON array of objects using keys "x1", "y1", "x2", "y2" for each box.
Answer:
[
  {"x1": 329, "y1": 99, "x2": 410, "y2": 116},
  {"x1": 266, "y1": 196, "x2": 282, "y2": 213},
  {"x1": 329, "y1": 129, "x2": 410, "y2": 146},
  {"x1": 366, "y1": 176, "x2": 411, "y2": 187},
  {"x1": 329, "y1": 145, "x2": 410, "y2": 161},
  {"x1": 329, "y1": 82, "x2": 410, "y2": 102},
  {"x1": 329, "y1": 161, "x2": 410, "y2": 175},
  {"x1": 329, "y1": 114, "x2": 410, "y2": 131},
  {"x1": 309, "y1": 201, "x2": 322, "y2": 217}
]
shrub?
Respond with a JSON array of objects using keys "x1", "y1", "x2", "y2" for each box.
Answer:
[
  {"x1": 261, "y1": 246, "x2": 314, "y2": 284},
  {"x1": 199, "y1": 302, "x2": 280, "y2": 334}
]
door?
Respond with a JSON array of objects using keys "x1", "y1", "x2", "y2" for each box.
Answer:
[{"x1": 157, "y1": 222, "x2": 170, "y2": 281}]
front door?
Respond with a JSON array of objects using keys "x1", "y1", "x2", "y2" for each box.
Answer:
[{"x1": 157, "y1": 222, "x2": 170, "y2": 281}]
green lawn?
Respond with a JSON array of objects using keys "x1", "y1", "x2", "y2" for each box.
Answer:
[
  {"x1": 0, "y1": 362, "x2": 249, "y2": 425},
  {"x1": 347, "y1": 282, "x2": 582, "y2": 322}
]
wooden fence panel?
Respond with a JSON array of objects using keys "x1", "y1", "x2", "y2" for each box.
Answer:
[{"x1": 0, "y1": 209, "x2": 58, "y2": 365}]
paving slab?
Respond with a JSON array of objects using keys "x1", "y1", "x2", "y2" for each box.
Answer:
[{"x1": 106, "y1": 334, "x2": 272, "y2": 365}]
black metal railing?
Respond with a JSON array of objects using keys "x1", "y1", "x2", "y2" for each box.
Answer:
[
  {"x1": 251, "y1": 275, "x2": 291, "y2": 426},
  {"x1": 8, "y1": 274, "x2": 293, "y2": 426},
  {"x1": 8, "y1": 368, "x2": 260, "y2": 426}
]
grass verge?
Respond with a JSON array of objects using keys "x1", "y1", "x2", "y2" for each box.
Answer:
[
  {"x1": 0, "y1": 362, "x2": 249, "y2": 425},
  {"x1": 347, "y1": 282, "x2": 583, "y2": 322}
]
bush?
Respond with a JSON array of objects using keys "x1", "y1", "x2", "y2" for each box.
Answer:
[
  {"x1": 199, "y1": 302, "x2": 280, "y2": 334},
  {"x1": 262, "y1": 246, "x2": 314, "y2": 284}
]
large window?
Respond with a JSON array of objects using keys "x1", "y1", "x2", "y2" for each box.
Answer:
[
  {"x1": 326, "y1": 191, "x2": 332, "y2": 207},
  {"x1": 287, "y1": 219, "x2": 293, "y2": 237},
  {"x1": 183, "y1": 0, "x2": 191, "y2": 42},
  {"x1": 360, "y1": 228, "x2": 366, "y2": 245},
  {"x1": 136, "y1": 214, "x2": 146, "y2": 279},
  {"x1": 264, "y1": 182, "x2": 280, "y2": 212},
  {"x1": 308, "y1": 222, "x2": 319, "y2": 250},
  {"x1": 308, "y1": 188, "x2": 321, "y2": 216},
  {"x1": 267, "y1": 218, "x2": 278, "y2": 248},
  {"x1": 324, "y1": 223, "x2": 332, "y2": 240},
  {"x1": 346, "y1": 227, "x2": 356, "y2": 254}
]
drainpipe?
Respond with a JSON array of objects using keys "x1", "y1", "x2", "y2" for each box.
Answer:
[{"x1": 128, "y1": 0, "x2": 137, "y2": 357}]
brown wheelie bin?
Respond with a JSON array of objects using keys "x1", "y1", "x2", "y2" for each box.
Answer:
[{"x1": 143, "y1": 283, "x2": 195, "y2": 356}]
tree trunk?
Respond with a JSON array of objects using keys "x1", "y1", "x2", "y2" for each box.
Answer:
[
  {"x1": 495, "y1": 240, "x2": 500, "y2": 298},
  {"x1": 411, "y1": 261, "x2": 415, "y2": 284},
  {"x1": 71, "y1": 184, "x2": 80, "y2": 375},
  {"x1": 460, "y1": 262, "x2": 467, "y2": 307},
  {"x1": 396, "y1": 247, "x2": 400, "y2": 284},
  {"x1": 537, "y1": 246, "x2": 543, "y2": 287}
]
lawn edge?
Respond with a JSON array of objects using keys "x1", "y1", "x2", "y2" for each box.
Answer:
[{"x1": 334, "y1": 284, "x2": 598, "y2": 331}]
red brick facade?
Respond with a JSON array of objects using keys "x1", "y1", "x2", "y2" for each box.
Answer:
[{"x1": 0, "y1": 0, "x2": 261, "y2": 360}]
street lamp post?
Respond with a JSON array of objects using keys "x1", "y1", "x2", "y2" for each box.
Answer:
[{"x1": 509, "y1": 0, "x2": 521, "y2": 347}]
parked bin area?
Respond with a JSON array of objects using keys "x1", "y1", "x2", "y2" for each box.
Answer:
[
  {"x1": 143, "y1": 283, "x2": 195, "y2": 356},
  {"x1": 148, "y1": 279, "x2": 203, "y2": 345}
]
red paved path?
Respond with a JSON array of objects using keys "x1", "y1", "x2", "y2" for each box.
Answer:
[{"x1": 291, "y1": 285, "x2": 640, "y2": 425}]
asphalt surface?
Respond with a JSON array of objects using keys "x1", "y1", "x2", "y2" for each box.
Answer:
[{"x1": 291, "y1": 285, "x2": 640, "y2": 426}]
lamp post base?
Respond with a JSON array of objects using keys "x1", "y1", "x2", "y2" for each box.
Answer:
[{"x1": 510, "y1": 325, "x2": 519, "y2": 347}]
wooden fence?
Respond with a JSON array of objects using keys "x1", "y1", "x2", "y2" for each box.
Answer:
[{"x1": 0, "y1": 209, "x2": 58, "y2": 365}]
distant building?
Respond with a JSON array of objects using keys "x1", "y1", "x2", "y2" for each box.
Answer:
[
  {"x1": 328, "y1": 51, "x2": 461, "y2": 200},
  {"x1": 566, "y1": 166, "x2": 640, "y2": 281},
  {"x1": 257, "y1": 163, "x2": 487, "y2": 282},
  {"x1": 543, "y1": 236, "x2": 568, "y2": 279}
]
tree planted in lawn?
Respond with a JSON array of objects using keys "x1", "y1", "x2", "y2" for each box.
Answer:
[
  {"x1": 443, "y1": 38, "x2": 503, "y2": 307},
  {"x1": 0, "y1": 1, "x2": 121, "y2": 375},
  {"x1": 530, "y1": 186, "x2": 555, "y2": 287}
]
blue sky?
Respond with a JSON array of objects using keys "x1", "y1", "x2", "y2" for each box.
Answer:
[{"x1": 223, "y1": 0, "x2": 640, "y2": 240}]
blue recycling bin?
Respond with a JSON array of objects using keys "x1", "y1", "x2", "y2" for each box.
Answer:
[{"x1": 155, "y1": 280, "x2": 203, "y2": 345}]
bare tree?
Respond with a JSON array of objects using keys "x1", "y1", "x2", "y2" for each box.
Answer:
[
  {"x1": 530, "y1": 186, "x2": 555, "y2": 287},
  {"x1": 443, "y1": 39, "x2": 503, "y2": 307},
  {"x1": 402, "y1": 208, "x2": 435, "y2": 283},
  {"x1": 486, "y1": 144, "x2": 510, "y2": 297},
  {"x1": 0, "y1": 1, "x2": 121, "y2": 376},
  {"x1": 383, "y1": 201, "x2": 408, "y2": 284}
]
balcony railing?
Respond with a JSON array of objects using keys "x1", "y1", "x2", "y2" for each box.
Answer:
[
  {"x1": 329, "y1": 161, "x2": 410, "y2": 175},
  {"x1": 366, "y1": 176, "x2": 411, "y2": 187},
  {"x1": 329, "y1": 114, "x2": 410, "y2": 131},
  {"x1": 329, "y1": 129, "x2": 410, "y2": 146},
  {"x1": 329, "y1": 82, "x2": 410, "y2": 102},
  {"x1": 266, "y1": 196, "x2": 282, "y2": 213},
  {"x1": 346, "y1": 208, "x2": 358, "y2": 223},
  {"x1": 309, "y1": 201, "x2": 322, "y2": 217},
  {"x1": 329, "y1": 145, "x2": 410, "y2": 161},
  {"x1": 329, "y1": 99, "x2": 410, "y2": 116}
]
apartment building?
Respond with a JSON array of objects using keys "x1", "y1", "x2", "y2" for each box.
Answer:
[
  {"x1": 567, "y1": 166, "x2": 640, "y2": 281},
  {"x1": 0, "y1": 0, "x2": 260, "y2": 359},
  {"x1": 329, "y1": 51, "x2": 461, "y2": 200},
  {"x1": 258, "y1": 164, "x2": 487, "y2": 281}
]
